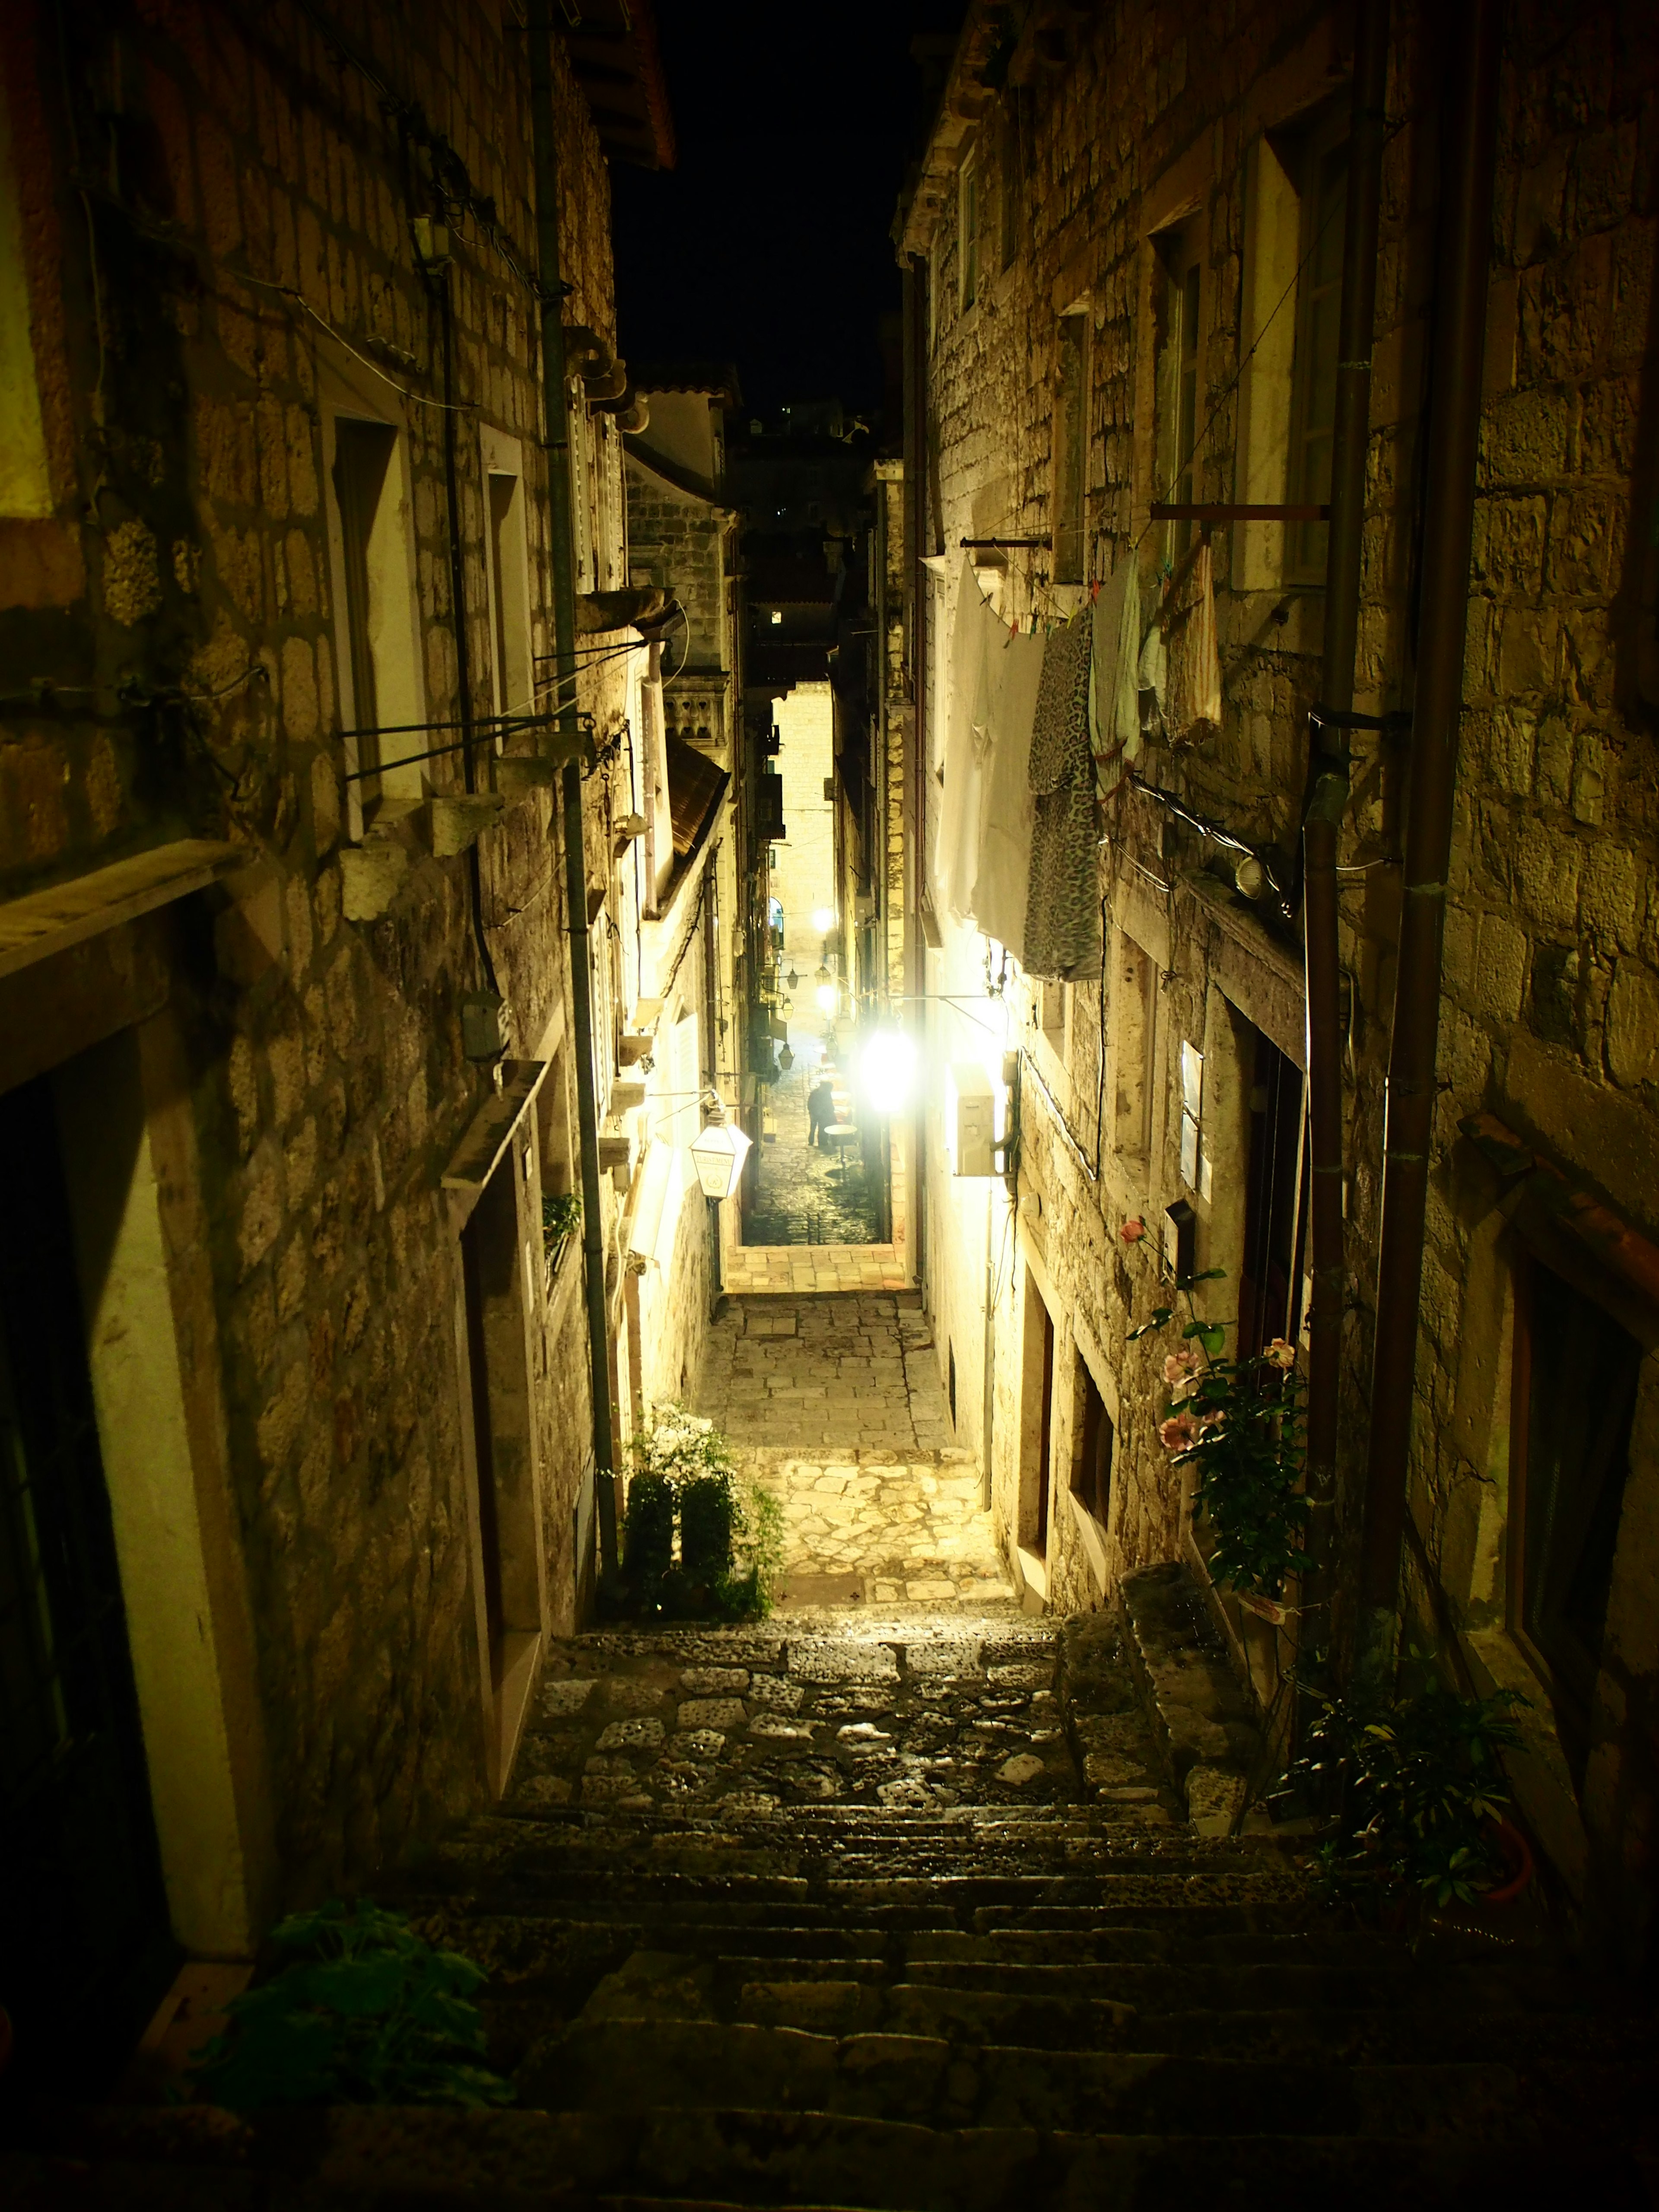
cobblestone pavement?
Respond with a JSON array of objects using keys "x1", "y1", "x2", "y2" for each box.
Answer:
[
  {"x1": 697, "y1": 1292, "x2": 952, "y2": 1453},
  {"x1": 753, "y1": 1453, "x2": 1007, "y2": 1608},
  {"x1": 499, "y1": 1612, "x2": 1183, "y2": 1826},
  {"x1": 724, "y1": 1243, "x2": 908, "y2": 1294},
  {"x1": 696, "y1": 1291, "x2": 1010, "y2": 1608},
  {"x1": 743, "y1": 1058, "x2": 884, "y2": 1246}
]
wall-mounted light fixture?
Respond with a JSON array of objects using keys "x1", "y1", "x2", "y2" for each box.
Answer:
[{"x1": 689, "y1": 1096, "x2": 753, "y2": 1200}]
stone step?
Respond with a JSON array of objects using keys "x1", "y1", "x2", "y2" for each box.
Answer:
[
  {"x1": 10, "y1": 2104, "x2": 1650, "y2": 2210},
  {"x1": 411, "y1": 1906, "x2": 1426, "y2": 1972},
  {"x1": 518, "y1": 2017, "x2": 1656, "y2": 2140}
]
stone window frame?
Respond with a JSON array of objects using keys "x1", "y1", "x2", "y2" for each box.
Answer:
[
  {"x1": 958, "y1": 142, "x2": 982, "y2": 314},
  {"x1": 480, "y1": 424, "x2": 534, "y2": 738},
  {"x1": 318, "y1": 350, "x2": 428, "y2": 844},
  {"x1": 1231, "y1": 91, "x2": 1350, "y2": 594},
  {"x1": 1449, "y1": 1132, "x2": 1659, "y2": 1910},
  {"x1": 1131, "y1": 133, "x2": 1211, "y2": 563}
]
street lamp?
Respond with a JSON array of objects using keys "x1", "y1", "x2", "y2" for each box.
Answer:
[
  {"x1": 812, "y1": 906, "x2": 835, "y2": 934},
  {"x1": 814, "y1": 982, "x2": 839, "y2": 1017},
  {"x1": 688, "y1": 1099, "x2": 753, "y2": 1200},
  {"x1": 859, "y1": 1028, "x2": 917, "y2": 1115}
]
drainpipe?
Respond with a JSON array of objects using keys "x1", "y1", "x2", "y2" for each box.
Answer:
[
  {"x1": 1357, "y1": 0, "x2": 1504, "y2": 1681},
  {"x1": 528, "y1": 0, "x2": 619, "y2": 1585},
  {"x1": 1300, "y1": 0, "x2": 1390, "y2": 1660},
  {"x1": 903, "y1": 254, "x2": 930, "y2": 1297}
]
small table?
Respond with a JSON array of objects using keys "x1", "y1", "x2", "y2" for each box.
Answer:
[{"x1": 821, "y1": 1123, "x2": 858, "y2": 1183}]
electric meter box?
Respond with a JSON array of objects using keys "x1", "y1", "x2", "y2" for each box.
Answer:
[{"x1": 946, "y1": 1062, "x2": 998, "y2": 1177}]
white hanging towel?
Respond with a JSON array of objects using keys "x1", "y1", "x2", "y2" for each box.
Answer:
[
  {"x1": 1165, "y1": 539, "x2": 1223, "y2": 741},
  {"x1": 933, "y1": 557, "x2": 1001, "y2": 922},
  {"x1": 973, "y1": 627, "x2": 1046, "y2": 960}
]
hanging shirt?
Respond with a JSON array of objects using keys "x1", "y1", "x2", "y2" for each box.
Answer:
[
  {"x1": 1088, "y1": 553, "x2": 1143, "y2": 786},
  {"x1": 973, "y1": 626, "x2": 1045, "y2": 959},
  {"x1": 934, "y1": 558, "x2": 1004, "y2": 923},
  {"x1": 1164, "y1": 538, "x2": 1223, "y2": 742},
  {"x1": 1023, "y1": 615, "x2": 1102, "y2": 983}
]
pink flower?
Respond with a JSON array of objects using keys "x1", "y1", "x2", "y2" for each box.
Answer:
[
  {"x1": 1159, "y1": 1411, "x2": 1198, "y2": 1453},
  {"x1": 1264, "y1": 1338, "x2": 1297, "y2": 1371},
  {"x1": 1163, "y1": 1349, "x2": 1202, "y2": 1387},
  {"x1": 1120, "y1": 1217, "x2": 1147, "y2": 1245}
]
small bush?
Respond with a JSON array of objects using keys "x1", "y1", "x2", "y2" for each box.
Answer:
[
  {"x1": 186, "y1": 1900, "x2": 512, "y2": 2112},
  {"x1": 623, "y1": 1469, "x2": 676, "y2": 1586},
  {"x1": 680, "y1": 1471, "x2": 737, "y2": 1580}
]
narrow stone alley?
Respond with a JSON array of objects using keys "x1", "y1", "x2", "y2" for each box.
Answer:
[{"x1": 696, "y1": 1291, "x2": 1004, "y2": 1611}]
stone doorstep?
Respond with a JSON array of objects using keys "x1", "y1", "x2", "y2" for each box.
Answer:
[{"x1": 1112, "y1": 1563, "x2": 1267, "y2": 1840}]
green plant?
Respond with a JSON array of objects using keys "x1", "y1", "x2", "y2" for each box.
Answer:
[
  {"x1": 1287, "y1": 1657, "x2": 1529, "y2": 1909},
  {"x1": 621, "y1": 1406, "x2": 782, "y2": 1620},
  {"x1": 1129, "y1": 1265, "x2": 1308, "y2": 1600},
  {"x1": 680, "y1": 1471, "x2": 736, "y2": 1580},
  {"x1": 623, "y1": 1469, "x2": 677, "y2": 1587},
  {"x1": 186, "y1": 1900, "x2": 512, "y2": 2112},
  {"x1": 542, "y1": 1189, "x2": 581, "y2": 1255}
]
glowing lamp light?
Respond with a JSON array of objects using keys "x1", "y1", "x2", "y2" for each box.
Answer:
[
  {"x1": 689, "y1": 1109, "x2": 752, "y2": 1201},
  {"x1": 859, "y1": 1029, "x2": 916, "y2": 1116},
  {"x1": 814, "y1": 982, "x2": 839, "y2": 1016},
  {"x1": 812, "y1": 907, "x2": 836, "y2": 934}
]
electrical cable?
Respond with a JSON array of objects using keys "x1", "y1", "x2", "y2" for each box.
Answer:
[{"x1": 238, "y1": 273, "x2": 470, "y2": 411}]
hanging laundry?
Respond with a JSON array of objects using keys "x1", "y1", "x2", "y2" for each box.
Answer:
[
  {"x1": 1088, "y1": 552, "x2": 1143, "y2": 785},
  {"x1": 973, "y1": 626, "x2": 1045, "y2": 959},
  {"x1": 1023, "y1": 614, "x2": 1102, "y2": 982},
  {"x1": 1138, "y1": 614, "x2": 1167, "y2": 742},
  {"x1": 1163, "y1": 537, "x2": 1223, "y2": 742},
  {"x1": 933, "y1": 558, "x2": 1002, "y2": 923}
]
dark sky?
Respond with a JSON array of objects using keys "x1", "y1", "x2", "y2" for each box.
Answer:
[{"x1": 611, "y1": 2, "x2": 963, "y2": 423}]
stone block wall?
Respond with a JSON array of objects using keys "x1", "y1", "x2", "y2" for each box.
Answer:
[
  {"x1": 0, "y1": 0, "x2": 654, "y2": 1903},
  {"x1": 906, "y1": 0, "x2": 1659, "y2": 1937}
]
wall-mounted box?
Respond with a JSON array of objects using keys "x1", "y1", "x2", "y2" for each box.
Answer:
[{"x1": 946, "y1": 1062, "x2": 997, "y2": 1177}]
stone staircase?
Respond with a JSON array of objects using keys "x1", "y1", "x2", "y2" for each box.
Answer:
[{"x1": 7, "y1": 1606, "x2": 1657, "y2": 2206}]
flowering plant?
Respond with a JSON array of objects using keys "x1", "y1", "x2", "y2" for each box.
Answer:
[
  {"x1": 623, "y1": 1405, "x2": 783, "y2": 1619},
  {"x1": 1130, "y1": 1273, "x2": 1308, "y2": 1601}
]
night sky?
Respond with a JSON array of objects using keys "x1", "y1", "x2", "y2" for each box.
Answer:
[{"x1": 610, "y1": 2, "x2": 964, "y2": 425}]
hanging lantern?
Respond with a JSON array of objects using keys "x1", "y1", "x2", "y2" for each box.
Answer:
[
  {"x1": 786, "y1": 968, "x2": 799, "y2": 991},
  {"x1": 689, "y1": 1106, "x2": 753, "y2": 1200},
  {"x1": 779, "y1": 1044, "x2": 796, "y2": 1072}
]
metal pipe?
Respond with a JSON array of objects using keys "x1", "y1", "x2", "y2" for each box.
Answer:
[
  {"x1": 1357, "y1": 0, "x2": 1504, "y2": 1678},
  {"x1": 1301, "y1": 0, "x2": 1391, "y2": 1656},
  {"x1": 528, "y1": 0, "x2": 618, "y2": 1585}
]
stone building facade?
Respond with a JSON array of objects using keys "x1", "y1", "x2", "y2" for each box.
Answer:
[
  {"x1": 0, "y1": 0, "x2": 736, "y2": 2084},
  {"x1": 898, "y1": 0, "x2": 1659, "y2": 1955}
]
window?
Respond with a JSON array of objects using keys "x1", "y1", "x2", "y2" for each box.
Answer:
[
  {"x1": 569, "y1": 381, "x2": 595, "y2": 590},
  {"x1": 483, "y1": 439, "x2": 532, "y2": 733},
  {"x1": 1053, "y1": 312, "x2": 1088, "y2": 585},
  {"x1": 998, "y1": 96, "x2": 1021, "y2": 272},
  {"x1": 1154, "y1": 228, "x2": 1203, "y2": 564},
  {"x1": 537, "y1": 1048, "x2": 575, "y2": 1201},
  {"x1": 0, "y1": 79, "x2": 51, "y2": 520},
  {"x1": 327, "y1": 407, "x2": 423, "y2": 828},
  {"x1": 1510, "y1": 1258, "x2": 1643, "y2": 1775},
  {"x1": 1112, "y1": 934, "x2": 1157, "y2": 1163},
  {"x1": 1237, "y1": 1030, "x2": 1306, "y2": 1360},
  {"x1": 1287, "y1": 124, "x2": 1348, "y2": 577},
  {"x1": 1072, "y1": 1355, "x2": 1114, "y2": 1531},
  {"x1": 959, "y1": 149, "x2": 980, "y2": 311},
  {"x1": 1037, "y1": 979, "x2": 1068, "y2": 1057}
]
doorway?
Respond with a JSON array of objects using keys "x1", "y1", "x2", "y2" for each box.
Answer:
[
  {"x1": 1238, "y1": 1028, "x2": 1306, "y2": 1361},
  {"x1": 460, "y1": 1136, "x2": 547, "y2": 1790},
  {"x1": 0, "y1": 1075, "x2": 175, "y2": 2094},
  {"x1": 1018, "y1": 1270, "x2": 1056, "y2": 1579}
]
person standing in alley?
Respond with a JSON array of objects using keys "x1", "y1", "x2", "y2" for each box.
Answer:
[{"x1": 807, "y1": 1071, "x2": 835, "y2": 1150}]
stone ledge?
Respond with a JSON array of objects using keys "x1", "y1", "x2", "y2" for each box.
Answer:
[{"x1": 1117, "y1": 1562, "x2": 1265, "y2": 1839}]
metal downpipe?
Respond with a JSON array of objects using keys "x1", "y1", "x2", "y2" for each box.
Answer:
[
  {"x1": 1300, "y1": 0, "x2": 1391, "y2": 1665},
  {"x1": 528, "y1": 0, "x2": 619, "y2": 1584},
  {"x1": 1357, "y1": 0, "x2": 1505, "y2": 1679}
]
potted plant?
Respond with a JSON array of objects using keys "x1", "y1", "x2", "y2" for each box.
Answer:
[
  {"x1": 541, "y1": 1189, "x2": 581, "y2": 1274},
  {"x1": 1128, "y1": 1264, "x2": 1308, "y2": 1606},
  {"x1": 1285, "y1": 1655, "x2": 1532, "y2": 1921}
]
